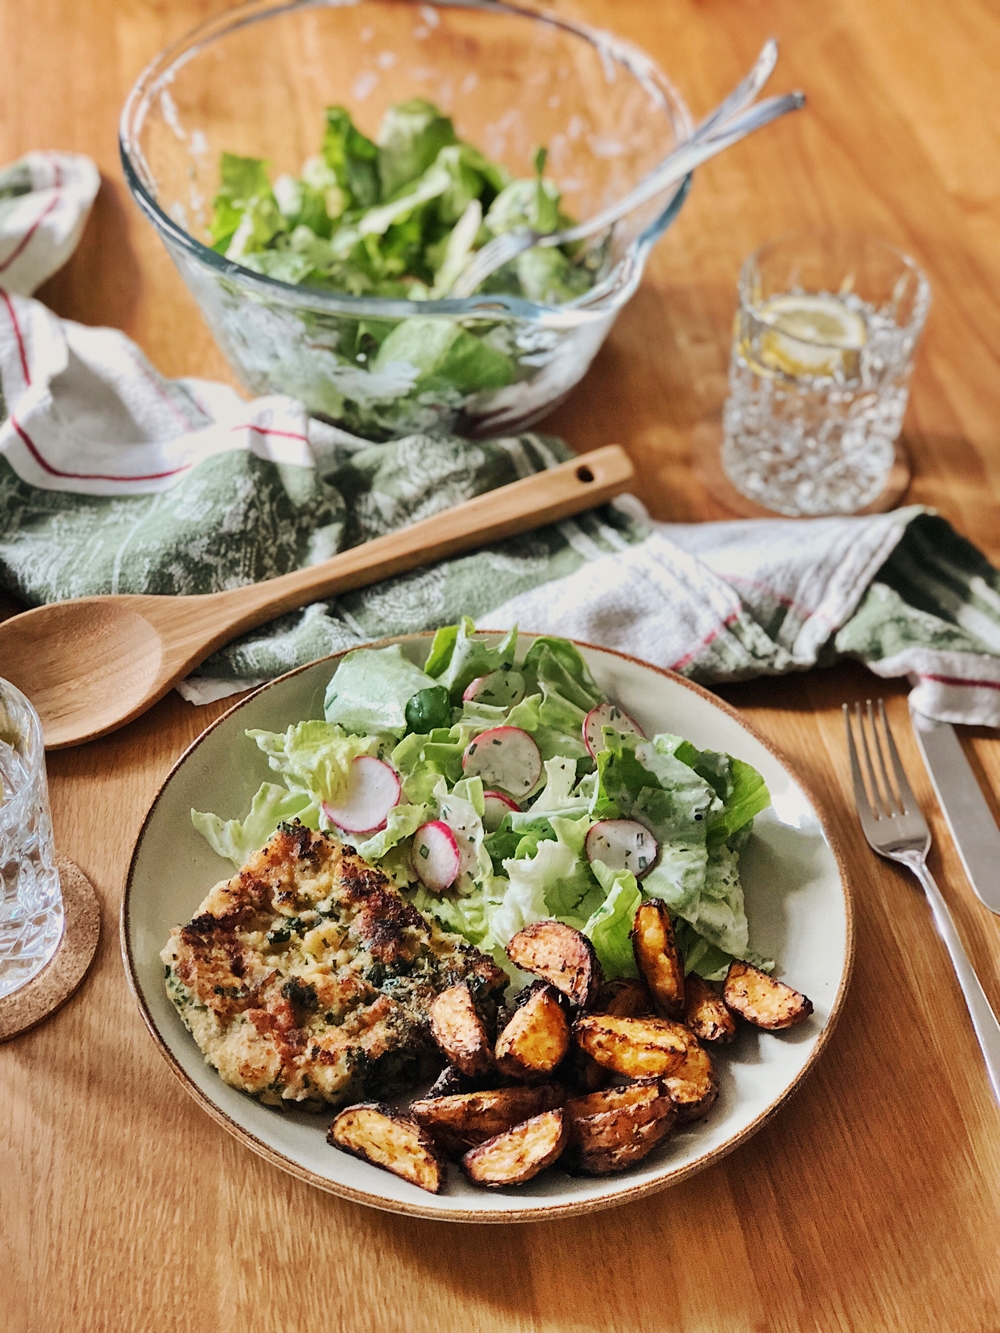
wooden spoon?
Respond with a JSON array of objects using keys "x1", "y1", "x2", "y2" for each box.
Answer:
[{"x1": 0, "y1": 445, "x2": 633, "y2": 749}]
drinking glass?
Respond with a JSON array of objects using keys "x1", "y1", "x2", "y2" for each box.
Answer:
[
  {"x1": 721, "y1": 233, "x2": 930, "y2": 516},
  {"x1": 0, "y1": 679, "x2": 62, "y2": 999}
]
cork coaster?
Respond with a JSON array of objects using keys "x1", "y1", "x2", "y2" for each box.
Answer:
[
  {"x1": 0, "y1": 855, "x2": 101, "y2": 1041},
  {"x1": 690, "y1": 419, "x2": 912, "y2": 518}
]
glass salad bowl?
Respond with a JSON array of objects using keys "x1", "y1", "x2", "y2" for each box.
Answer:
[{"x1": 120, "y1": 0, "x2": 693, "y2": 439}]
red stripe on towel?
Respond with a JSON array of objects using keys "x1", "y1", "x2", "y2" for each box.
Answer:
[{"x1": 10, "y1": 415, "x2": 192, "y2": 483}]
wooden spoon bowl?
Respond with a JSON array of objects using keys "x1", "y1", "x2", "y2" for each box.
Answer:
[{"x1": 0, "y1": 446, "x2": 634, "y2": 748}]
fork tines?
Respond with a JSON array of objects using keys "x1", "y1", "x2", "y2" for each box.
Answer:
[{"x1": 843, "y1": 698, "x2": 915, "y2": 820}]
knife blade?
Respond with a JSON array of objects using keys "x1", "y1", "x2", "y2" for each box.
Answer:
[{"x1": 909, "y1": 700, "x2": 1000, "y2": 914}]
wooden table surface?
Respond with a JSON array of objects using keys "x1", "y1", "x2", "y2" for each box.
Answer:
[{"x1": 3, "y1": 1, "x2": 1000, "y2": 1329}]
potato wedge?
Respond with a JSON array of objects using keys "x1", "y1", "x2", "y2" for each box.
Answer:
[
  {"x1": 426, "y1": 1065, "x2": 472, "y2": 1099},
  {"x1": 429, "y1": 983, "x2": 494, "y2": 1078},
  {"x1": 663, "y1": 1041, "x2": 719, "y2": 1122},
  {"x1": 574, "y1": 1013, "x2": 688, "y2": 1079},
  {"x1": 462, "y1": 1109, "x2": 568, "y2": 1187},
  {"x1": 684, "y1": 973, "x2": 737, "y2": 1044},
  {"x1": 599, "y1": 977, "x2": 655, "y2": 1018},
  {"x1": 409, "y1": 1084, "x2": 565, "y2": 1157},
  {"x1": 723, "y1": 959, "x2": 814, "y2": 1030},
  {"x1": 327, "y1": 1103, "x2": 445, "y2": 1193},
  {"x1": 631, "y1": 900, "x2": 685, "y2": 1019},
  {"x1": 495, "y1": 984, "x2": 570, "y2": 1080},
  {"x1": 566, "y1": 1046, "x2": 613, "y2": 1093},
  {"x1": 506, "y1": 920, "x2": 603, "y2": 1008},
  {"x1": 565, "y1": 1081, "x2": 677, "y2": 1176}
]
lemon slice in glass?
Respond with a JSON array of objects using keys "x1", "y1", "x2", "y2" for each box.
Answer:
[{"x1": 756, "y1": 293, "x2": 867, "y2": 378}]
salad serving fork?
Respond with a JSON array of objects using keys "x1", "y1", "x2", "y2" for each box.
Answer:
[
  {"x1": 844, "y1": 699, "x2": 1000, "y2": 1106},
  {"x1": 452, "y1": 40, "x2": 804, "y2": 298}
]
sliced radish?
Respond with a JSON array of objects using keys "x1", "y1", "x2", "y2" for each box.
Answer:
[
  {"x1": 585, "y1": 819, "x2": 659, "y2": 879},
  {"x1": 482, "y1": 789, "x2": 520, "y2": 833},
  {"x1": 462, "y1": 668, "x2": 526, "y2": 709},
  {"x1": 322, "y1": 756, "x2": 400, "y2": 835},
  {"x1": 462, "y1": 726, "x2": 542, "y2": 797},
  {"x1": 583, "y1": 702, "x2": 646, "y2": 758},
  {"x1": 411, "y1": 820, "x2": 462, "y2": 892}
]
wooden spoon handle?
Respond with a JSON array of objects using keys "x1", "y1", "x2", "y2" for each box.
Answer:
[{"x1": 198, "y1": 445, "x2": 634, "y2": 648}]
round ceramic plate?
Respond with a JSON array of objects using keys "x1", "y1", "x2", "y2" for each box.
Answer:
[{"x1": 123, "y1": 635, "x2": 853, "y2": 1223}]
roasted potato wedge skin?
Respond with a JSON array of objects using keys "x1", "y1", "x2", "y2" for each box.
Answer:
[
  {"x1": 462, "y1": 1109, "x2": 568, "y2": 1187},
  {"x1": 429, "y1": 983, "x2": 494, "y2": 1078},
  {"x1": 631, "y1": 900, "x2": 685, "y2": 1019},
  {"x1": 506, "y1": 921, "x2": 604, "y2": 1008},
  {"x1": 328, "y1": 1103, "x2": 446, "y2": 1194},
  {"x1": 663, "y1": 1041, "x2": 719, "y2": 1122},
  {"x1": 409, "y1": 1084, "x2": 565, "y2": 1157},
  {"x1": 426, "y1": 1065, "x2": 473, "y2": 1098},
  {"x1": 495, "y1": 985, "x2": 570, "y2": 1080},
  {"x1": 574, "y1": 1013, "x2": 688, "y2": 1079},
  {"x1": 565, "y1": 1046, "x2": 613, "y2": 1093},
  {"x1": 684, "y1": 973, "x2": 737, "y2": 1044},
  {"x1": 564, "y1": 1081, "x2": 677, "y2": 1176},
  {"x1": 723, "y1": 960, "x2": 814, "y2": 1030},
  {"x1": 599, "y1": 977, "x2": 655, "y2": 1018}
]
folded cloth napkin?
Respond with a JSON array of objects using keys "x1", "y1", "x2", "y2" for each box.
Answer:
[{"x1": 3, "y1": 152, "x2": 1000, "y2": 726}]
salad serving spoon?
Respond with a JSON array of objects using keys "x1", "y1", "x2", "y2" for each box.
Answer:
[
  {"x1": 0, "y1": 445, "x2": 633, "y2": 750},
  {"x1": 452, "y1": 43, "x2": 804, "y2": 299}
]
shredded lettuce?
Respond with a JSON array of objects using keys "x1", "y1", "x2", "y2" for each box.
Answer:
[{"x1": 247, "y1": 720, "x2": 381, "y2": 805}]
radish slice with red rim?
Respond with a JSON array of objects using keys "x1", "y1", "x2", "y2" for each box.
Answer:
[
  {"x1": 582, "y1": 702, "x2": 645, "y2": 758},
  {"x1": 585, "y1": 819, "x2": 659, "y2": 879},
  {"x1": 462, "y1": 668, "x2": 526, "y2": 709},
  {"x1": 411, "y1": 821, "x2": 461, "y2": 892},
  {"x1": 462, "y1": 726, "x2": 542, "y2": 797},
  {"x1": 482, "y1": 789, "x2": 519, "y2": 833},
  {"x1": 322, "y1": 756, "x2": 400, "y2": 835}
]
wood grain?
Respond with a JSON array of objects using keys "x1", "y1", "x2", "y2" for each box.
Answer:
[{"x1": 2, "y1": 1, "x2": 1000, "y2": 1330}]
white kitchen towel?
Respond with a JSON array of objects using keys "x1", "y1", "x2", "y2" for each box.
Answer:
[{"x1": 3, "y1": 151, "x2": 1000, "y2": 727}]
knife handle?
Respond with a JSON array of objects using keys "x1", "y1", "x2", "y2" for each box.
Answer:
[{"x1": 913, "y1": 860, "x2": 1000, "y2": 1107}]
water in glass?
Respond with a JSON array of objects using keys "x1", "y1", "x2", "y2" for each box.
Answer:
[{"x1": 721, "y1": 234, "x2": 930, "y2": 516}]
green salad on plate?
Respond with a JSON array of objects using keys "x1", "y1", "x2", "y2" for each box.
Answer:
[{"x1": 193, "y1": 622, "x2": 773, "y2": 983}]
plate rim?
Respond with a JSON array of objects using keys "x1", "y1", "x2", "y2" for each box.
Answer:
[{"x1": 121, "y1": 633, "x2": 855, "y2": 1223}]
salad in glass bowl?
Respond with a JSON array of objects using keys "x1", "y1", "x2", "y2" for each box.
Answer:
[{"x1": 120, "y1": 0, "x2": 692, "y2": 439}]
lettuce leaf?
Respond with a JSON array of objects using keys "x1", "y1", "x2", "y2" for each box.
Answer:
[
  {"x1": 246, "y1": 720, "x2": 381, "y2": 804},
  {"x1": 581, "y1": 862, "x2": 642, "y2": 979},
  {"x1": 191, "y1": 782, "x2": 317, "y2": 867},
  {"x1": 322, "y1": 106, "x2": 380, "y2": 209},
  {"x1": 353, "y1": 801, "x2": 430, "y2": 862},
  {"x1": 324, "y1": 644, "x2": 437, "y2": 738},
  {"x1": 371, "y1": 316, "x2": 516, "y2": 394},
  {"x1": 377, "y1": 98, "x2": 457, "y2": 197},
  {"x1": 423, "y1": 618, "x2": 518, "y2": 700}
]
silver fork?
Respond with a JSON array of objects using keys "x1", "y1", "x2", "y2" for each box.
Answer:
[{"x1": 844, "y1": 699, "x2": 1000, "y2": 1105}]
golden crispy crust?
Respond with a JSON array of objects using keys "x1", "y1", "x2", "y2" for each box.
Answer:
[
  {"x1": 684, "y1": 973, "x2": 737, "y2": 1044},
  {"x1": 599, "y1": 978, "x2": 655, "y2": 1019},
  {"x1": 723, "y1": 960, "x2": 814, "y2": 1030},
  {"x1": 494, "y1": 985, "x2": 570, "y2": 1081},
  {"x1": 573, "y1": 1013, "x2": 688, "y2": 1079},
  {"x1": 161, "y1": 824, "x2": 506, "y2": 1108},
  {"x1": 328, "y1": 1103, "x2": 445, "y2": 1193},
  {"x1": 564, "y1": 1079, "x2": 677, "y2": 1175},
  {"x1": 631, "y1": 900, "x2": 685, "y2": 1019},
  {"x1": 663, "y1": 1041, "x2": 719, "y2": 1122},
  {"x1": 461, "y1": 1109, "x2": 568, "y2": 1187},
  {"x1": 429, "y1": 984, "x2": 494, "y2": 1078},
  {"x1": 506, "y1": 921, "x2": 603, "y2": 1008},
  {"x1": 409, "y1": 1084, "x2": 565, "y2": 1157}
]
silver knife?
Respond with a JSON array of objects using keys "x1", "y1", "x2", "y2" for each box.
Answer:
[{"x1": 909, "y1": 699, "x2": 1000, "y2": 914}]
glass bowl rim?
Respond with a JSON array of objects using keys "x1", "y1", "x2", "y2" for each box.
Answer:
[
  {"x1": 119, "y1": 0, "x2": 694, "y2": 323},
  {"x1": 738, "y1": 229, "x2": 932, "y2": 346}
]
